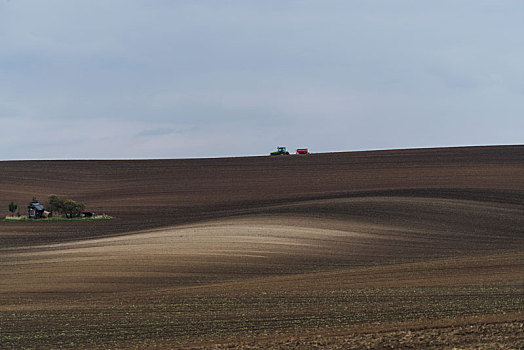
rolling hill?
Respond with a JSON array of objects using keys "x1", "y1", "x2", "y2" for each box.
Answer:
[{"x1": 0, "y1": 145, "x2": 523, "y2": 348}]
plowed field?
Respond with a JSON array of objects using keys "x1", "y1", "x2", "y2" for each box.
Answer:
[{"x1": 1, "y1": 145, "x2": 523, "y2": 348}]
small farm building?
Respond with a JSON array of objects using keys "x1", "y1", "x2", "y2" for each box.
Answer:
[{"x1": 28, "y1": 202, "x2": 49, "y2": 219}]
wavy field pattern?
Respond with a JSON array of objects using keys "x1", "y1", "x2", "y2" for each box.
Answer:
[{"x1": 0, "y1": 146, "x2": 523, "y2": 348}]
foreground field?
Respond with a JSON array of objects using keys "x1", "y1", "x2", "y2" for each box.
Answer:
[
  {"x1": 0, "y1": 146, "x2": 523, "y2": 348},
  {"x1": 1, "y1": 251, "x2": 522, "y2": 348}
]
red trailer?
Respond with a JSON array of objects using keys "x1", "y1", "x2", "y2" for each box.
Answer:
[{"x1": 296, "y1": 148, "x2": 309, "y2": 155}]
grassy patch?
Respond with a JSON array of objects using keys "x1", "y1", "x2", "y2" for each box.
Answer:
[{"x1": 2, "y1": 216, "x2": 113, "y2": 223}]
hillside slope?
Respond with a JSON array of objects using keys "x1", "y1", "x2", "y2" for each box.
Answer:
[
  {"x1": 1, "y1": 145, "x2": 523, "y2": 247},
  {"x1": 0, "y1": 145, "x2": 523, "y2": 348}
]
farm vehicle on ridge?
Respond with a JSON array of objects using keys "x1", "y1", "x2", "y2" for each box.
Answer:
[
  {"x1": 270, "y1": 146, "x2": 290, "y2": 156},
  {"x1": 270, "y1": 146, "x2": 310, "y2": 156}
]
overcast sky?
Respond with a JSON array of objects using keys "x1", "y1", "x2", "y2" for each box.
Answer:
[{"x1": 1, "y1": 0, "x2": 523, "y2": 159}]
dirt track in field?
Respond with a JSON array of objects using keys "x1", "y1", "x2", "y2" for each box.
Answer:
[{"x1": 0, "y1": 145, "x2": 523, "y2": 348}]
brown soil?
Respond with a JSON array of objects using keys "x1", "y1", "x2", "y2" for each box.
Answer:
[{"x1": 0, "y1": 145, "x2": 523, "y2": 348}]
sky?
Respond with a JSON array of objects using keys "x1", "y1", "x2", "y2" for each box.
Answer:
[{"x1": 1, "y1": 0, "x2": 523, "y2": 159}]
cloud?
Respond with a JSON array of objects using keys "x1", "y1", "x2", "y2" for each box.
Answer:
[{"x1": 136, "y1": 128, "x2": 176, "y2": 138}]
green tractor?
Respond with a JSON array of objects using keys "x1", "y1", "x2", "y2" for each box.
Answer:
[{"x1": 270, "y1": 146, "x2": 290, "y2": 156}]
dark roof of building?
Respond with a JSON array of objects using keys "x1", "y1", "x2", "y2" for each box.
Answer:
[{"x1": 29, "y1": 202, "x2": 45, "y2": 211}]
